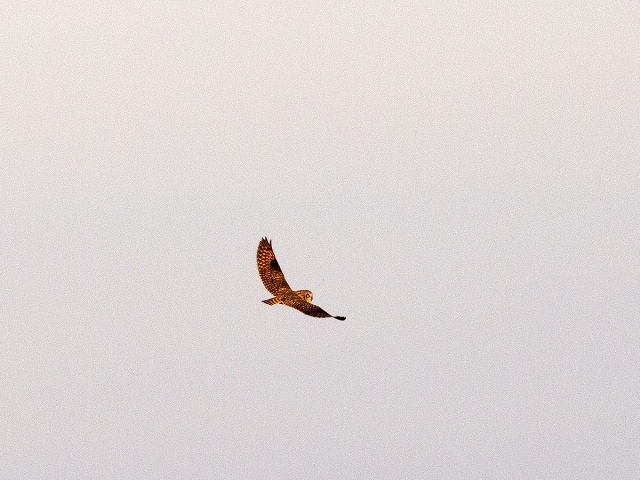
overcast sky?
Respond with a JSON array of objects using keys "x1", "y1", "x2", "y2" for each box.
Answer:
[{"x1": 2, "y1": 2, "x2": 639, "y2": 479}]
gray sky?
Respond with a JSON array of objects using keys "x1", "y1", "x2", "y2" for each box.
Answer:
[{"x1": 2, "y1": 2, "x2": 639, "y2": 478}]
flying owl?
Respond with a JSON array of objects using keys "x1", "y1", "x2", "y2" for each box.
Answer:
[{"x1": 256, "y1": 237, "x2": 346, "y2": 321}]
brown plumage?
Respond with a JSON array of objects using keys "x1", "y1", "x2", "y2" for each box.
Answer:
[{"x1": 256, "y1": 237, "x2": 346, "y2": 321}]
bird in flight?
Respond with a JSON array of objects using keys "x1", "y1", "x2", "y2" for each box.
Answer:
[{"x1": 257, "y1": 237, "x2": 346, "y2": 321}]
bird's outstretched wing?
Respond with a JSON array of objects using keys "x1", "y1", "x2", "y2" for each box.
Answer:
[
  {"x1": 257, "y1": 237, "x2": 291, "y2": 295},
  {"x1": 288, "y1": 299, "x2": 346, "y2": 321}
]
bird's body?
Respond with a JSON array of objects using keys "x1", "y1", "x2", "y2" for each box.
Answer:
[{"x1": 256, "y1": 237, "x2": 346, "y2": 321}]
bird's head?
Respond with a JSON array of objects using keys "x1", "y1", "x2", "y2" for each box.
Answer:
[{"x1": 297, "y1": 290, "x2": 313, "y2": 303}]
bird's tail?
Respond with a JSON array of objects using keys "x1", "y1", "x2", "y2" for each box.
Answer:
[{"x1": 262, "y1": 297, "x2": 281, "y2": 306}]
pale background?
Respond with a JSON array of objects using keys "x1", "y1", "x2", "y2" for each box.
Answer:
[{"x1": 2, "y1": 2, "x2": 639, "y2": 479}]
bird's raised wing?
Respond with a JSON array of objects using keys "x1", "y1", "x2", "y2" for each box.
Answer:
[{"x1": 257, "y1": 237, "x2": 291, "y2": 295}]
